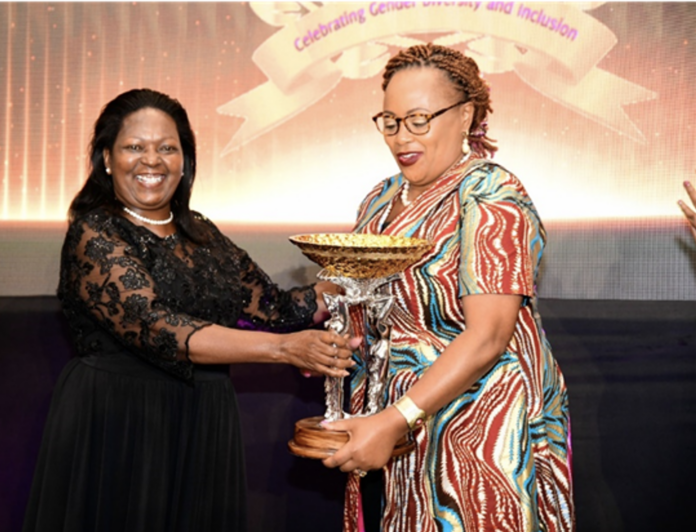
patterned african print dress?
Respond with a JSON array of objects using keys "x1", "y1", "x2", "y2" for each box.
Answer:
[{"x1": 343, "y1": 158, "x2": 574, "y2": 532}]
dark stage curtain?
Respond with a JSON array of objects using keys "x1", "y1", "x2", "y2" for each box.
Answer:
[{"x1": 1, "y1": 297, "x2": 694, "y2": 532}]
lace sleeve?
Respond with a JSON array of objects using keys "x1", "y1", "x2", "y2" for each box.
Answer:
[
  {"x1": 59, "y1": 215, "x2": 212, "y2": 379},
  {"x1": 209, "y1": 229, "x2": 318, "y2": 333}
]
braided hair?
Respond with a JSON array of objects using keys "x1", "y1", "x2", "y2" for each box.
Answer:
[{"x1": 382, "y1": 43, "x2": 497, "y2": 158}]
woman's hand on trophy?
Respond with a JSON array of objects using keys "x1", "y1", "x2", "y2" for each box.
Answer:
[
  {"x1": 281, "y1": 330, "x2": 360, "y2": 379},
  {"x1": 321, "y1": 407, "x2": 408, "y2": 473},
  {"x1": 678, "y1": 179, "x2": 696, "y2": 241}
]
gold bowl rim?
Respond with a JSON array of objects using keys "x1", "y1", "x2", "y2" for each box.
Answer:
[{"x1": 289, "y1": 233, "x2": 432, "y2": 251}]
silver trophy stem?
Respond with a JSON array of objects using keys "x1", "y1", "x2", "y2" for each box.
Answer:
[
  {"x1": 322, "y1": 293, "x2": 349, "y2": 421},
  {"x1": 364, "y1": 294, "x2": 394, "y2": 415},
  {"x1": 319, "y1": 269, "x2": 400, "y2": 421}
]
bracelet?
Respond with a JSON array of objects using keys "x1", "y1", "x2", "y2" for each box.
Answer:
[{"x1": 392, "y1": 395, "x2": 426, "y2": 431}]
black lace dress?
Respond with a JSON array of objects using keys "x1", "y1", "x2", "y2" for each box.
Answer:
[{"x1": 23, "y1": 207, "x2": 318, "y2": 532}]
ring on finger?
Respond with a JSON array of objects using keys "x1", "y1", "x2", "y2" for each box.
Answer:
[{"x1": 354, "y1": 469, "x2": 367, "y2": 478}]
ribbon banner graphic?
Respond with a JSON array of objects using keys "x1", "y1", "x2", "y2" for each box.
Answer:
[{"x1": 217, "y1": 1, "x2": 656, "y2": 154}]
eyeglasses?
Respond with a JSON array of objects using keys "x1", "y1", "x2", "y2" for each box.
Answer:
[{"x1": 372, "y1": 101, "x2": 468, "y2": 136}]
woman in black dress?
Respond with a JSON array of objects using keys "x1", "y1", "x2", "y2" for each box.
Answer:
[{"x1": 23, "y1": 88, "x2": 356, "y2": 532}]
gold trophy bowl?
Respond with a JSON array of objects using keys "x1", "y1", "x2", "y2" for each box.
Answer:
[
  {"x1": 288, "y1": 233, "x2": 433, "y2": 279},
  {"x1": 287, "y1": 233, "x2": 433, "y2": 460}
]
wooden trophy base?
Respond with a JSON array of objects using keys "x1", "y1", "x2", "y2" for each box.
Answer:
[{"x1": 288, "y1": 415, "x2": 415, "y2": 460}]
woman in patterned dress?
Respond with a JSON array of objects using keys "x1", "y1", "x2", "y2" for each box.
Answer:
[
  {"x1": 22, "y1": 88, "x2": 358, "y2": 532},
  {"x1": 323, "y1": 44, "x2": 575, "y2": 531}
]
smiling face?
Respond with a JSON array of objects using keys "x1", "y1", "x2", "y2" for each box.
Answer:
[
  {"x1": 382, "y1": 67, "x2": 474, "y2": 193},
  {"x1": 103, "y1": 107, "x2": 183, "y2": 221}
]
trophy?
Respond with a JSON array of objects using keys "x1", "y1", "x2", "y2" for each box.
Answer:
[{"x1": 287, "y1": 233, "x2": 432, "y2": 460}]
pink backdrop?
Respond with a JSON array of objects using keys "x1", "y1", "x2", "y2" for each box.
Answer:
[{"x1": 1, "y1": 2, "x2": 695, "y2": 299}]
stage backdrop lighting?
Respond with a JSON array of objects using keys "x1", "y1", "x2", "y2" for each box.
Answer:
[{"x1": 0, "y1": 2, "x2": 694, "y2": 299}]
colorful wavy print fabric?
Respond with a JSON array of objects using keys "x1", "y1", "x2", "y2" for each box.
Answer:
[{"x1": 344, "y1": 159, "x2": 574, "y2": 532}]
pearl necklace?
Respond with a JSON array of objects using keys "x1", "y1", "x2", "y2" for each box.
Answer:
[
  {"x1": 400, "y1": 152, "x2": 471, "y2": 208},
  {"x1": 123, "y1": 206, "x2": 174, "y2": 226},
  {"x1": 401, "y1": 182, "x2": 413, "y2": 207}
]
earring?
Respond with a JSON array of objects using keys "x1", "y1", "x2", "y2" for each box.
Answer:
[
  {"x1": 105, "y1": 167, "x2": 111, "y2": 175},
  {"x1": 462, "y1": 134, "x2": 471, "y2": 156}
]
